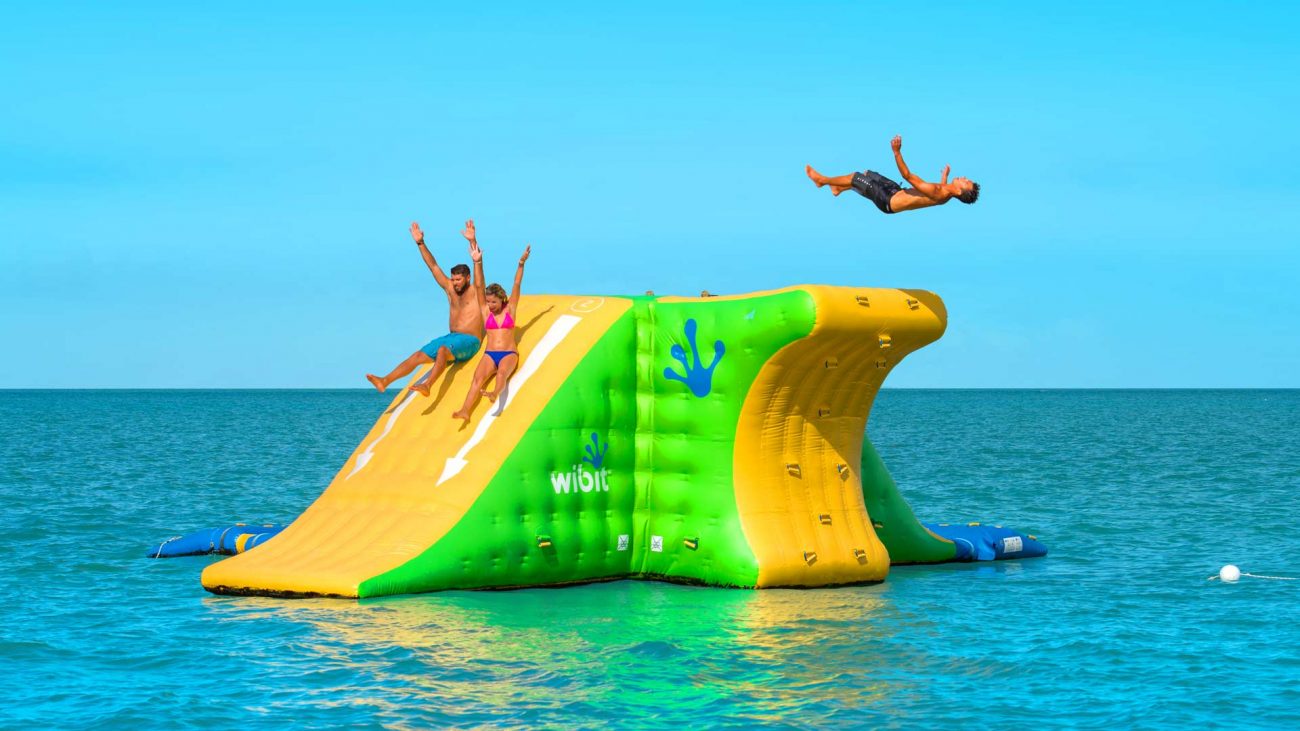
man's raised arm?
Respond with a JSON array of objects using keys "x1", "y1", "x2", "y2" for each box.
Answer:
[
  {"x1": 411, "y1": 221, "x2": 452, "y2": 291},
  {"x1": 890, "y1": 135, "x2": 943, "y2": 199}
]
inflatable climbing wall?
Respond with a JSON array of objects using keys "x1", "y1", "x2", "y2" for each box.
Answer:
[{"x1": 201, "y1": 286, "x2": 959, "y2": 598}]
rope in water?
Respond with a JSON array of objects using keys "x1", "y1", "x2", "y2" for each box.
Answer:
[
  {"x1": 1207, "y1": 569, "x2": 1299, "y2": 582},
  {"x1": 1242, "y1": 572, "x2": 1299, "y2": 581},
  {"x1": 153, "y1": 536, "x2": 181, "y2": 559}
]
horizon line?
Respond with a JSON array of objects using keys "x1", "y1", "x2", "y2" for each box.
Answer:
[{"x1": 1, "y1": 387, "x2": 1296, "y2": 392}]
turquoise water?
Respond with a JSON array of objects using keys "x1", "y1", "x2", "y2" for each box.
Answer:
[{"x1": 2, "y1": 390, "x2": 1298, "y2": 728}]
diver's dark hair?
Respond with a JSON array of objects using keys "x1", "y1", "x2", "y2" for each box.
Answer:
[
  {"x1": 450, "y1": 263, "x2": 471, "y2": 277},
  {"x1": 486, "y1": 283, "x2": 508, "y2": 303},
  {"x1": 957, "y1": 182, "x2": 980, "y2": 205}
]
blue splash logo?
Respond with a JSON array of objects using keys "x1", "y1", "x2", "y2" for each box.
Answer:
[
  {"x1": 664, "y1": 318, "x2": 725, "y2": 397},
  {"x1": 551, "y1": 433, "x2": 610, "y2": 495},
  {"x1": 581, "y1": 432, "x2": 609, "y2": 469}
]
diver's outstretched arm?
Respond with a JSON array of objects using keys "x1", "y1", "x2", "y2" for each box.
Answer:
[{"x1": 891, "y1": 135, "x2": 943, "y2": 199}]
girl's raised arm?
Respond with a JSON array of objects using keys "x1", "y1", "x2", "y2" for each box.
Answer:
[
  {"x1": 466, "y1": 222, "x2": 487, "y2": 314},
  {"x1": 509, "y1": 245, "x2": 530, "y2": 316}
]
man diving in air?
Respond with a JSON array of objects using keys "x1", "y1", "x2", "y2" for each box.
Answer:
[
  {"x1": 365, "y1": 220, "x2": 485, "y2": 397},
  {"x1": 805, "y1": 135, "x2": 979, "y2": 214}
]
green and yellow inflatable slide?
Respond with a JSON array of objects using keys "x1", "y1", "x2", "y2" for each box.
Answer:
[{"x1": 201, "y1": 285, "x2": 958, "y2": 598}]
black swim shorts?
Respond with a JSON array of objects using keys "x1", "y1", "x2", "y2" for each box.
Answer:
[{"x1": 851, "y1": 170, "x2": 902, "y2": 214}]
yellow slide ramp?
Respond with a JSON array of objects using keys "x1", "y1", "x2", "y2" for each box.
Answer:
[{"x1": 201, "y1": 296, "x2": 631, "y2": 597}]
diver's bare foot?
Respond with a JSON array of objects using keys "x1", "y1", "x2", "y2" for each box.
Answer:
[
  {"x1": 483, "y1": 389, "x2": 499, "y2": 403},
  {"x1": 366, "y1": 374, "x2": 386, "y2": 393},
  {"x1": 830, "y1": 184, "x2": 849, "y2": 196},
  {"x1": 411, "y1": 379, "x2": 431, "y2": 397},
  {"x1": 451, "y1": 409, "x2": 470, "y2": 423},
  {"x1": 806, "y1": 165, "x2": 828, "y2": 188}
]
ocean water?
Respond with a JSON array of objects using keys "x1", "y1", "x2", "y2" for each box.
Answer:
[{"x1": 2, "y1": 389, "x2": 1298, "y2": 729}]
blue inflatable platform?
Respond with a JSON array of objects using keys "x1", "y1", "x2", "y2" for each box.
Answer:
[
  {"x1": 148, "y1": 524, "x2": 286, "y2": 558},
  {"x1": 925, "y1": 522, "x2": 1048, "y2": 562}
]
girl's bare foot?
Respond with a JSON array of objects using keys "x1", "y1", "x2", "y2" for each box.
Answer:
[
  {"x1": 412, "y1": 379, "x2": 431, "y2": 397},
  {"x1": 365, "y1": 374, "x2": 386, "y2": 393},
  {"x1": 451, "y1": 409, "x2": 470, "y2": 423},
  {"x1": 483, "y1": 389, "x2": 499, "y2": 403}
]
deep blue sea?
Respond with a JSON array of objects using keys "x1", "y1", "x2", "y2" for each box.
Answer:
[{"x1": 2, "y1": 390, "x2": 1298, "y2": 729}]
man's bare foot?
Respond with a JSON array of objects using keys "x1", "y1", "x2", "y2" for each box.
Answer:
[
  {"x1": 451, "y1": 409, "x2": 470, "y2": 423},
  {"x1": 411, "y1": 379, "x2": 431, "y2": 397},
  {"x1": 365, "y1": 374, "x2": 386, "y2": 393},
  {"x1": 830, "y1": 184, "x2": 849, "y2": 196},
  {"x1": 805, "y1": 164, "x2": 827, "y2": 188}
]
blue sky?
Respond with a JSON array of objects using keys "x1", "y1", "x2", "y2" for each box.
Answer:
[{"x1": 2, "y1": 2, "x2": 1297, "y2": 387}]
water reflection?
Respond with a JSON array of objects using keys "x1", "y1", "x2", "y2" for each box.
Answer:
[{"x1": 203, "y1": 580, "x2": 905, "y2": 725}]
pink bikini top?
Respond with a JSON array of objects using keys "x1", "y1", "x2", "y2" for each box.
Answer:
[{"x1": 485, "y1": 311, "x2": 515, "y2": 331}]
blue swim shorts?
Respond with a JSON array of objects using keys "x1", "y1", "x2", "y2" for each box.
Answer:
[{"x1": 420, "y1": 332, "x2": 481, "y2": 362}]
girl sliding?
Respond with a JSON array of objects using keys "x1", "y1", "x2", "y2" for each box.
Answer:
[{"x1": 451, "y1": 242, "x2": 531, "y2": 424}]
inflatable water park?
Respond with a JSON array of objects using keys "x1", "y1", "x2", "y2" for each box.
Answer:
[{"x1": 155, "y1": 285, "x2": 1045, "y2": 598}]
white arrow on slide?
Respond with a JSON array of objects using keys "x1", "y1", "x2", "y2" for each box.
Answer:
[
  {"x1": 347, "y1": 388, "x2": 421, "y2": 479},
  {"x1": 437, "y1": 314, "x2": 582, "y2": 485}
]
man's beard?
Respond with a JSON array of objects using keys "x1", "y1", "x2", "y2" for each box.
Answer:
[{"x1": 453, "y1": 284, "x2": 469, "y2": 295}]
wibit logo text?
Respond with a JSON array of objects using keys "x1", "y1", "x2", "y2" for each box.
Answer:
[
  {"x1": 549, "y1": 466, "x2": 611, "y2": 494},
  {"x1": 550, "y1": 433, "x2": 611, "y2": 495}
]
